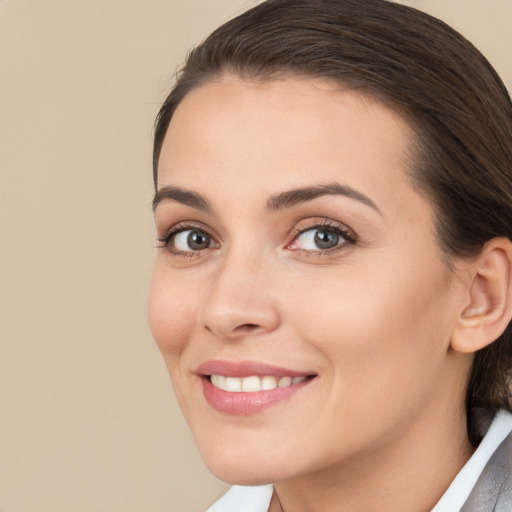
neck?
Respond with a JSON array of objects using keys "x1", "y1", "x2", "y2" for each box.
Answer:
[{"x1": 271, "y1": 404, "x2": 474, "y2": 512}]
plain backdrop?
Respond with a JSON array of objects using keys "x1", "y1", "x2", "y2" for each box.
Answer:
[{"x1": 0, "y1": 1, "x2": 510, "y2": 511}]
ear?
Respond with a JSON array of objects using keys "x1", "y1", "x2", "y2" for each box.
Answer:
[{"x1": 451, "y1": 238, "x2": 512, "y2": 354}]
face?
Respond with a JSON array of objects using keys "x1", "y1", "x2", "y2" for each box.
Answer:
[{"x1": 149, "y1": 77, "x2": 468, "y2": 485}]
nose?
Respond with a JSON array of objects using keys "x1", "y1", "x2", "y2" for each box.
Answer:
[{"x1": 200, "y1": 251, "x2": 280, "y2": 342}]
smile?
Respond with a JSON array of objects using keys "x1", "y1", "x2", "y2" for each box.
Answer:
[
  {"x1": 209, "y1": 374, "x2": 307, "y2": 392},
  {"x1": 197, "y1": 360, "x2": 317, "y2": 415}
]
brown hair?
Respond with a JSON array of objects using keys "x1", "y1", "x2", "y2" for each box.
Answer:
[{"x1": 153, "y1": 0, "x2": 512, "y2": 443}]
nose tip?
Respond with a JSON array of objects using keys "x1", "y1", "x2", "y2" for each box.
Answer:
[
  {"x1": 203, "y1": 302, "x2": 280, "y2": 341},
  {"x1": 200, "y1": 264, "x2": 280, "y2": 342}
]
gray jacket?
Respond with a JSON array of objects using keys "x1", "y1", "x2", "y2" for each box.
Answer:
[{"x1": 461, "y1": 432, "x2": 512, "y2": 511}]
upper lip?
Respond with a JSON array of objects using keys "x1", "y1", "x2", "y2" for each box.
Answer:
[{"x1": 196, "y1": 360, "x2": 316, "y2": 378}]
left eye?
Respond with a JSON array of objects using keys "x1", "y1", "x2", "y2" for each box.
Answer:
[{"x1": 292, "y1": 227, "x2": 346, "y2": 251}]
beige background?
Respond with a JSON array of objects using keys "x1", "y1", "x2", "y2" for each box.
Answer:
[{"x1": 0, "y1": 1, "x2": 510, "y2": 511}]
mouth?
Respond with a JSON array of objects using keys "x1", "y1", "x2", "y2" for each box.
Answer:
[
  {"x1": 196, "y1": 360, "x2": 317, "y2": 415},
  {"x1": 208, "y1": 374, "x2": 312, "y2": 392}
]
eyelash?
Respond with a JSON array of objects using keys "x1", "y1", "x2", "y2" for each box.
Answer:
[
  {"x1": 288, "y1": 219, "x2": 356, "y2": 257},
  {"x1": 156, "y1": 222, "x2": 215, "y2": 258},
  {"x1": 156, "y1": 219, "x2": 357, "y2": 258}
]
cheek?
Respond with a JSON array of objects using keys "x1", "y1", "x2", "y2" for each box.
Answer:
[
  {"x1": 286, "y1": 259, "x2": 454, "y2": 385},
  {"x1": 275, "y1": 262, "x2": 457, "y2": 460},
  {"x1": 148, "y1": 265, "x2": 197, "y2": 363}
]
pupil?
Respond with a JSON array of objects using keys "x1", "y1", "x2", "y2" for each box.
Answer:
[
  {"x1": 188, "y1": 230, "x2": 210, "y2": 250},
  {"x1": 314, "y1": 230, "x2": 339, "y2": 249}
]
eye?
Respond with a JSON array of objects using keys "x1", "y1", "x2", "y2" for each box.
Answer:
[
  {"x1": 288, "y1": 223, "x2": 355, "y2": 252},
  {"x1": 294, "y1": 228, "x2": 341, "y2": 250},
  {"x1": 158, "y1": 227, "x2": 217, "y2": 254},
  {"x1": 174, "y1": 229, "x2": 213, "y2": 251}
]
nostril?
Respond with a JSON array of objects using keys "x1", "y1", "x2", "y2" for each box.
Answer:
[
  {"x1": 203, "y1": 323, "x2": 259, "y2": 335},
  {"x1": 236, "y1": 323, "x2": 259, "y2": 331}
]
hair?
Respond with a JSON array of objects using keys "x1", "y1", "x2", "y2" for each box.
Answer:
[{"x1": 153, "y1": 0, "x2": 512, "y2": 444}]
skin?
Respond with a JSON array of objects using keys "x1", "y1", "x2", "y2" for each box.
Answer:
[{"x1": 149, "y1": 77, "x2": 477, "y2": 511}]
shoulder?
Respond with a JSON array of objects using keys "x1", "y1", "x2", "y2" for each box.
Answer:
[
  {"x1": 462, "y1": 424, "x2": 512, "y2": 511},
  {"x1": 491, "y1": 432, "x2": 512, "y2": 511},
  {"x1": 206, "y1": 485, "x2": 274, "y2": 512}
]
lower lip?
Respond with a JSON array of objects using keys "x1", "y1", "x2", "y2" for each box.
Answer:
[{"x1": 202, "y1": 377, "x2": 313, "y2": 415}]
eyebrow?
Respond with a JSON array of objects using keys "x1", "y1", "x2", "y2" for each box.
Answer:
[
  {"x1": 152, "y1": 182, "x2": 380, "y2": 214},
  {"x1": 152, "y1": 186, "x2": 212, "y2": 212},
  {"x1": 266, "y1": 183, "x2": 381, "y2": 213}
]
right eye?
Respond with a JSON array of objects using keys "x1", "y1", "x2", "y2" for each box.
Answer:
[{"x1": 158, "y1": 227, "x2": 217, "y2": 255}]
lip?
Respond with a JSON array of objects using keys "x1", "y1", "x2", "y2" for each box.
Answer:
[
  {"x1": 196, "y1": 359, "x2": 313, "y2": 378},
  {"x1": 196, "y1": 360, "x2": 316, "y2": 415}
]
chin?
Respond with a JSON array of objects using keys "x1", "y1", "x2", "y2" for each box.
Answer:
[
  {"x1": 207, "y1": 463, "x2": 280, "y2": 486},
  {"x1": 198, "y1": 442, "x2": 290, "y2": 485}
]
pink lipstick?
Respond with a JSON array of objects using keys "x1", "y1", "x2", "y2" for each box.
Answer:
[{"x1": 197, "y1": 360, "x2": 316, "y2": 415}]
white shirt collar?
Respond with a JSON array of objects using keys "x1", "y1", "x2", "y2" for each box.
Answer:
[
  {"x1": 206, "y1": 483, "x2": 273, "y2": 512},
  {"x1": 431, "y1": 409, "x2": 512, "y2": 512}
]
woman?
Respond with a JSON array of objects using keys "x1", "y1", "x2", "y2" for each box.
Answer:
[{"x1": 148, "y1": 0, "x2": 512, "y2": 510}]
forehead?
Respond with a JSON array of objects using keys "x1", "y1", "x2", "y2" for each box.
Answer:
[
  {"x1": 163, "y1": 77, "x2": 414, "y2": 151},
  {"x1": 157, "y1": 77, "x2": 421, "y2": 218}
]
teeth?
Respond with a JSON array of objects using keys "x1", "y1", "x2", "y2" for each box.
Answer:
[
  {"x1": 224, "y1": 377, "x2": 242, "y2": 392},
  {"x1": 210, "y1": 374, "x2": 224, "y2": 389},
  {"x1": 261, "y1": 376, "x2": 277, "y2": 390},
  {"x1": 278, "y1": 376, "x2": 292, "y2": 388},
  {"x1": 209, "y1": 374, "x2": 308, "y2": 392},
  {"x1": 241, "y1": 376, "x2": 261, "y2": 392}
]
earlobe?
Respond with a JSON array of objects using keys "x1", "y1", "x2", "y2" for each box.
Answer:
[{"x1": 451, "y1": 238, "x2": 512, "y2": 354}]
